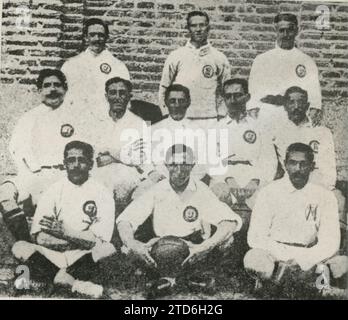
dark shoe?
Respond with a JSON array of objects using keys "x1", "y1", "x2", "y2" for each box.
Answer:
[{"x1": 186, "y1": 274, "x2": 216, "y2": 294}]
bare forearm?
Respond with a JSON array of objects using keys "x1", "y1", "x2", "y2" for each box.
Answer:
[
  {"x1": 117, "y1": 221, "x2": 138, "y2": 248},
  {"x1": 36, "y1": 232, "x2": 71, "y2": 252},
  {"x1": 199, "y1": 220, "x2": 237, "y2": 252}
]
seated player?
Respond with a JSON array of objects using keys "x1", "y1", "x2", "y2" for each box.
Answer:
[
  {"x1": 244, "y1": 143, "x2": 347, "y2": 297},
  {"x1": 132, "y1": 84, "x2": 210, "y2": 199},
  {"x1": 90, "y1": 77, "x2": 152, "y2": 211},
  {"x1": 0, "y1": 69, "x2": 75, "y2": 241},
  {"x1": 116, "y1": 144, "x2": 242, "y2": 297},
  {"x1": 11, "y1": 141, "x2": 116, "y2": 298},
  {"x1": 209, "y1": 78, "x2": 278, "y2": 212},
  {"x1": 274, "y1": 86, "x2": 346, "y2": 232}
]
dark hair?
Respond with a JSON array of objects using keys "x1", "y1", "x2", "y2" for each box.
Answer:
[
  {"x1": 284, "y1": 86, "x2": 308, "y2": 101},
  {"x1": 285, "y1": 143, "x2": 314, "y2": 163},
  {"x1": 274, "y1": 13, "x2": 298, "y2": 26},
  {"x1": 165, "y1": 144, "x2": 195, "y2": 164},
  {"x1": 164, "y1": 84, "x2": 191, "y2": 103},
  {"x1": 105, "y1": 77, "x2": 132, "y2": 93},
  {"x1": 64, "y1": 140, "x2": 94, "y2": 161},
  {"x1": 187, "y1": 11, "x2": 210, "y2": 27},
  {"x1": 223, "y1": 78, "x2": 249, "y2": 95},
  {"x1": 37, "y1": 69, "x2": 67, "y2": 90},
  {"x1": 83, "y1": 18, "x2": 109, "y2": 38}
]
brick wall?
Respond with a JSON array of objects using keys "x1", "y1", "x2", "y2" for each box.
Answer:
[{"x1": 1, "y1": 0, "x2": 347, "y2": 179}]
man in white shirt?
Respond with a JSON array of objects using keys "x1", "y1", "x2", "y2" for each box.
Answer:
[
  {"x1": 248, "y1": 13, "x2": 322, "y2": 127},
  {"x1": 133, "y1": 84, "x2": 210, "y2": 199},
  {"x1": 90, "y1": 77, "x2": 151, "y2": 211},
  {"x1": 159, "y1": 11, "x2": 231, "y2": 121},
  {"x1": 0, "y1": 69, "x2": 73, "y2": 241},
  {"x1": 244, "y1": 143, "x2": 346, "y2": 296},
  {"x1": 12, "y1": 141, "x2": 116, "y2": 298},
  {"x1": 116, "y1": 144, "x2": 242, "y2": 296},
  {"x1": 275, "y1": 86, "x2": 336, "y2": 191},
  {"x1": 61, "y1": 18, "x2": 130, "y2": 119},
  {"x1": 210, "y1": 79, "x2": 278, "y2": 212}
]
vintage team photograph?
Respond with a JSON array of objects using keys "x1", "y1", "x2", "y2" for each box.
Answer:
[{"x1": 0, "y1": 0, "x2": 347, "y2": 300}]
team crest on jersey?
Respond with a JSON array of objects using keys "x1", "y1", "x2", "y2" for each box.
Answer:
[
  {"x1": 243, "y1": 130, "x2": 257, "y2": 144},
  {"x1": 83, "y1": 200, "x2": 97, "y2": 219},
  {"x1": 183, "y1": 206, "x2": 198, "y2": 222},
  {"x1": 202, "y1": 65, "x2": 214, "y2": 78},
  {"x1": 60, "y1": 124, "x2": 74, "y2": 138},
  {"x1": 296, "y1": 64, "x2": 306, "y2": 78},
  {"x1": 309, "y1": 140, "x2": 320, "y2": 153},
  {"x1": 100, "y1": 63, "x2": 111, "y2": 74}
]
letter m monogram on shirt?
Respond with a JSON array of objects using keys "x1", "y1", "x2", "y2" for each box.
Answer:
[{"x1": 305, "y1": 204, "x2": 318, "y2": 222}]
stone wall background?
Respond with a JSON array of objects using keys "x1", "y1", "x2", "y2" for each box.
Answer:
[{"x1": 1, "y1": 0, "x2": 347, "y2": 180}]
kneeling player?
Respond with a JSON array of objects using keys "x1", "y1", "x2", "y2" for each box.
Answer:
[
  {"x1": 244, "y1": 143, "x2": 347, "y2": 298},
  {"x1": 11, "y1": 141, "x2": 116, "y2": 298},
  {"x1": 116, "y1": 144, "x2": 242, "y2": 297}
]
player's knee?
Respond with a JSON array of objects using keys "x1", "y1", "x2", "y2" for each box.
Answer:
[
  {"x1": 91, "y1": 242, "x2": 117, "y2": 262},
  {"x1": 210, "y1": 182, "x2": 232, "y2": 206},
  {"x1": 326, "y1": 255, "x2": 348, "y2": 279},
  {"x1": 243, "y1": 248, "x2": 275, "y2": 280},
  {"x1": 0, "y1": 182, "x2": 19, "y2": 214},
  {"x1": 12, "y1": 241, "x2": 36, "y2": 261}
]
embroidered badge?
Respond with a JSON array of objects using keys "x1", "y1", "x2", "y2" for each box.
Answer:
[
  {"x1": 202, "y1": 65, "x2": 214, "y2": 78},
  {"x1": 60, "y1": 124, "x2": 74, "y2": 138},
  {"x1": 100, "y1": 63, "x2": 111, "y2": 74},
  {"x1": 296, "y1": 64, "x2": 306, "y2": 78},
  {"x1": 309, "y1": 140, "x2": 320, "y2": 153},
  {"x1": 83, "y1": 200, "x2": 97, "y2": 218},
  {"x1": 243, "y1": 130, "x2": 257, "y2": 144},
  {"x1": 183, "y1": 206, "x2": 198, "y2": 223}
]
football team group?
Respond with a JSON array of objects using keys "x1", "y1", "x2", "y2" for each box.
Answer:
[{"x1": 0, "y1": 10, "x2": 347, "y2": 299}]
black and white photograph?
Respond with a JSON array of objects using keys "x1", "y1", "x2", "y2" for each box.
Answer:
[{"x1": 0, "y1": 0, "x2": 347, "y2": 301}]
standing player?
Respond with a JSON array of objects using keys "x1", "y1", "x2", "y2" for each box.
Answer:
[
  {"x1": 248, "y1": 13, "x2": 322, "y2": 126},
  {"x1": 61, "y1": 18, "x2": 130, "y2": 118},
  {"x1": 159, "y1": 11, "x2": 231, "y2": 122},
  {"x1": 0, "y1": 69, "x2": 73, "y2": 241},
  {"x1": 12, "y1": 141, "x2": 116, "y2": 298}
]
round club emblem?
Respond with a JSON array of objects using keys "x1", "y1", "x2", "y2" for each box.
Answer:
[
  {"x1": 243, "y1": 130, "x2": 257, "y2": 144},
  {"x1": 183, "y1": 206, "x2": 198, "y2": 223},
  {"x1": 296, "y1": 64, "x2": 306, "y2": 78},
  {"x1": 83, "y1": 201, "x2": 97, "y2": 218},
  {"x1": 202, "y1": 65, "x2": 214, "y2": 78},
  {"x1": 309, "y1": 140, "x2": 320, "y2": 153},
  {"x1": 60, "y1": 124, "x2": 74, "y2": 138},
  {"x1": 100, "y1": 63, "x2": 111, "y2": 74}
]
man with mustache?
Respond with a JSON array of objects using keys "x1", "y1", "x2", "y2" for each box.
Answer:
[
  {"x1": 0, "y1": 69, "x2": 75, "y2": 241},
  {"x1": 11, "y1": 141, "x2": 115, "y2": 298},
  {"x1": 247, "y1": 13, "x2": 322, "y2": 127},
  {"x1": 159, "y1": 11, "x2": 231, "y2": 124},
  {"x1": 61, "y1": 18, "x2": 130, "y2": 119},
  {"x1": 209, "y1": 78, "x2": 278, "y2": 212},
  {"x1": 116, "y1": 144, "x2": 242, "y2": 297},
  {"x1": 244, "y1": 143, "x2": 347, "y2": 297},
  {"x1": 275, "y1": 86, "x2": 336, "y2": 191}
]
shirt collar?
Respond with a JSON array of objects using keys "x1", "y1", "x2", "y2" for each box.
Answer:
[
  {"x1": 186, "y1": 41, "x2": 212, "y2": 55},
  {"x1": 225, "y1": 112, "x2": 248, "y2": 125},
  {"x1": 281, "y1": 174, "x2": 311, "y2": 194},
  {"x1": 164, "y1": 177, "x2": 197, "y2": 193},
  {"x1": 85, "y1": 47, "x2": 107, "y2": 58}
]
